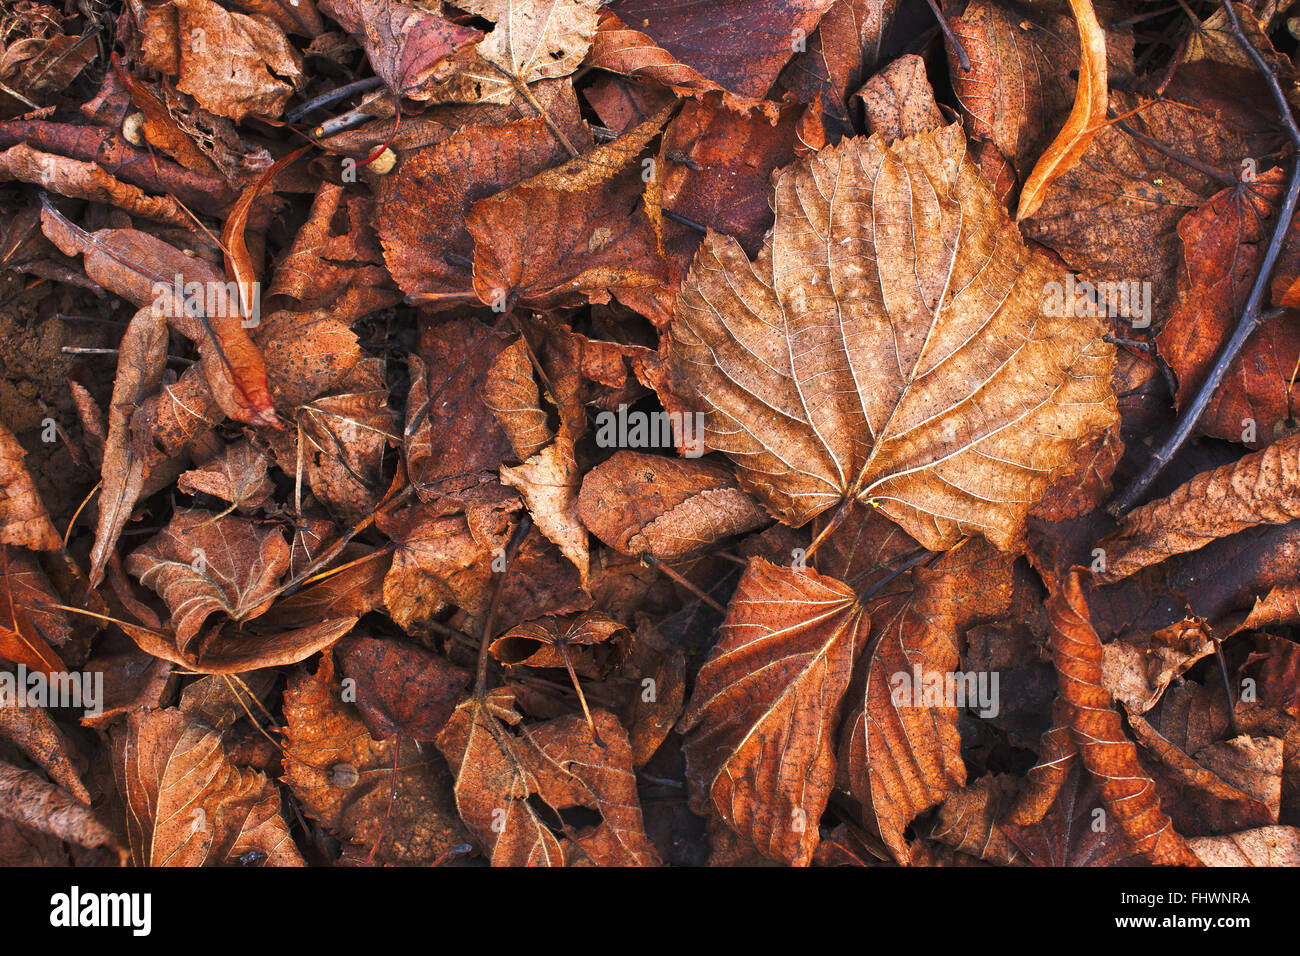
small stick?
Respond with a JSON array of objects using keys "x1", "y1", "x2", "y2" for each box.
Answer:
[
  {"x1": 287, "y1": 76, "x2": 385, "y2": 125},
  {"x1": 61, "y1": 346, "x2": 194, "y2": 366},
  {"x1": 923, "y1": 0, "x2": 971, "y2": 72},
  {"x1": 662, "y1": 208, "x2": 708, "y2": 234},
  {"x1": 639, "y1": 553, "x2": 726, "y2": 613}
]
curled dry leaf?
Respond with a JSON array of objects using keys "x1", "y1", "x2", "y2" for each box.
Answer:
[
  {"x1": 1013, "y1": 0, "x2": 1107, "y2": 221},
  {"x1": 490, "y1": 611, "x2": 627, "y2": 671},
  {"x1": 113, "y1": 707, "x2": 303, "y2": 866},
  {"x1": 1001, "y1": 760, "x2": 1143, "y2": 866},
  {"x1": 0, "y1": 704, "x2": 90, "y2": 804},
  {"x1": 126, "y1": 508, "x2": 292, "y2": 649},
  {"x1": 1101, "y1": 619, "x2": 1216, "y2": 715},
  {"x1": 177, "y1": 440, "x2": 274, "y2": 514},
  {"x1": 930, "y1": 773, "x2": 1024, "y2": 865},
  {"x1": 778, "y1": 0, "x2": 900, "y2": 136},
  {"x1": 1005, "y1": 698, "x2": 1077, "y2": 826},
  {"x1": 482, "y1": 337, "x2": 551, "y2": 461},
  {"x1": 856, "y1": 53, "x2": 944, "y2": 142},
  {"x1": 947, "y1": 0, "x2": 1076, "y2": 177},
  {"x1": 679, "y1": 557, "x2": 867, "y2": 866},
  {"x1": 577, "y1": 450, "x2": 768, "y2": 561},
  {"x1": 436, "y1": 687, "x2": 660, "y2": 866},
  {"x1": 39, "y1": 207, "x2": 278, "y2": 429},
  {"x1": 856, "y1": 539, "x2": 1013, "y2": 863},
  {"x1": 1126, "y1": 714, "x2": 1279, "y2": 834},
  {"x1": 0, "y1": 760, "x2": 118, "y2": 853},
  {"x1": 1098, "y1": 431, "x2": 1300, "y2": 583},
  {"x1": 1047, "y1": 572, "x2": 1200, "y2": 865},
  {"x1": 668, "y1": 122, "x2": 1117, "y2": 551},
  {"x1": 0, "y1": 143, "x2": 190, "y2": 225},
  {"x1": 500, "y1": 434, "x2": 589, "y2": 584},
  {"x1": 86, "y1": 305, "x2": 169, "y2": 588},
  {"x1": 117, "y1": 615, "x2": 357, "y2": 675},
  {"x1": 0, "y1": 421, "x2": 61, "y2": 551}
]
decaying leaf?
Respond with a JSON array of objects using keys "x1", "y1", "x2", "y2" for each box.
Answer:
[
  {"x1": 1013, "y1": 0, "x2": 1108, "y2": 220},
  {"x1": 679, "y1": 557, "x2": 866, "y2": 866},
  {"x1": 1099, "y1": 432, "x2": 1300, "y2": 583},
  {"x1": 282, "y1": 654, "x2": 469, "y2": 865},
  {"x1": 1047, "y1": 572, "x2": 1201, "y2": 865},
  {"x1": 577, "y1": 450, "x2": 769, "y2": 560},
  {"x1": 0, "y1": 421, "x2": 61, "y2": 551},
  {"x1": 436, "y1": 687, "x2": 660, "y2": 865},
  {"x1": 114, "y1": 707, "x2": 302, "y2": 865},
  {"x1": 669, "y1": 122, "x2": 1117, "y2": 550},
  {"x1": 126, "y1": 508, "x2": 292, "y2": 649}
]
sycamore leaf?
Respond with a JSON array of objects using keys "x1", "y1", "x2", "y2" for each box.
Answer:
[
  {"x1": 668, "y1": 123, "x2": 1116, "y2": 551},
  {"x1": 678, "y1": 557, "x2": 867, "y2": 866}
]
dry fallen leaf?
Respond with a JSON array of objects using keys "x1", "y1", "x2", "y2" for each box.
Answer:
[
  {"x1": 282, "y1": 654, "x2": 470, "y2": 865},
  {"x1": 114, "y1": 707, "x2": 303, "y2": 866},
  {"x1": 679, "y1": 557, "x2": 867, "y2": 866},
  {"x1": 1047, "y1": 571, "x2": 1201, "y2": 865},
  {"x1": 1098, "y1": 432, "x2": 1300, "y2": 583},
  {"x1": 1013, "y1": 0, "x2": 1107, "y2": 220},
  {"x1": 668, "y1": 122, "x2": 1117, "y2": 550},
  {"x1": 436, "y1": 687, "x2": 661, "y2": 865},
  {"x1": 0, "y1": 421, "x2": 61, "y2": 551},
  {"x1": 577, "y1": 450, "x2": 769, "y2": 560},
  {"x1": 126, "y1": 508, "x2": 292, "y2": 649}
]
